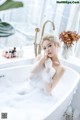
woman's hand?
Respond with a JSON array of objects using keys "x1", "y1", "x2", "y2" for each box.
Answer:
[
  {"x1": 45, "y1": 82, "x2": 52, "y2": 93},
  {"x1": 44, "y1": 52, "x2": 48, "y2": 60},
  {"x1": 39, "y1": 53, "x2": 48, "y2": 65}
]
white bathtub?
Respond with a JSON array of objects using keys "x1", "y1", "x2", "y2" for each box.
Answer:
[
  {"x1": 0, "y1": 58, "x2": 34, "y2": 69},
  {"x1": 0, "y1": 65, "x2": 79, "y2": 120}
]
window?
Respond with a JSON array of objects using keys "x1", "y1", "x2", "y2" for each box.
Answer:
[
  {"x1": 59, "y1": 4, "x2": 71, "y2": 33},
  {"x1": 0, "y1": 0, "x2": 80, "y2": 59}
]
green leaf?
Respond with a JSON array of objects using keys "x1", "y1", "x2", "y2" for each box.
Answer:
[
  {"x1": 0, "y1": 22, "x2": 13, "y2": 30},
  {"x1": 0, "y1": 22, "x2": 15, "y2": 37},
  {"x1": 0, "y1": 0, "x2": 23, "y2": 11},
  {"x1": 0, "y1": 32, "x2": 14, "y2": 37}
]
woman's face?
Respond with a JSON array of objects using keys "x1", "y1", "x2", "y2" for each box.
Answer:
[{"x1": 42, "y1": 40, "x2": 57, "y2": 58}]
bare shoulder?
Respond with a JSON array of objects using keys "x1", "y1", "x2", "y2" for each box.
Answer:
[
  {"x1": 35, "y1": 54, "x2": 42, "y2": 61},
  {"x1": 57, "y1": 64, "x2": 65, "y2": 75}
]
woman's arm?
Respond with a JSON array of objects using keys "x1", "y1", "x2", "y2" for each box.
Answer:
[
  {"x1": 52, "y1": 66, "x2": 65, "y2": 88},
  {"x1": 45, "y1": 66, "x2": 65, "y2": 93},
  {"x1": 31, "y1": 55, "x2": 47, "y2": 73}
]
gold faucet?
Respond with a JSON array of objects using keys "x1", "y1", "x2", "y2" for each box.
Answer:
[
  {"x1": 40, "y1": 20, "x2": 55, "y2": 43},
  {"x1": 34, "y1": 20, "x2": 55, "y2": 57}
]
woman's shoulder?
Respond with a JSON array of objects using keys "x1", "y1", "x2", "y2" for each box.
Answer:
[{"x1": 57, "y1": 64, "x2": 65, "y2": 75}]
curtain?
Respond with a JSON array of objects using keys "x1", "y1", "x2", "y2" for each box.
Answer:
[{"x1": 0, "y1": 0, "x2": 80, "y2": 58}]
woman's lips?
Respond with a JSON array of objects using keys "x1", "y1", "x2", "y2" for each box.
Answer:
[{"x1": 48, "y1": 52, "x2": 51, "y2": 55}]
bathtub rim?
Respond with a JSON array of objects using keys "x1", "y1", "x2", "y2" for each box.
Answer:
[
  {"x1": 45, "y1": 67, "x2": 80, "y2": 119},
  {"x1": 0, "y1": 65, "x2": 80, "y2": 119},
  {"x1": 0, "y1": 57, "x2": 34, "y2": 66}
]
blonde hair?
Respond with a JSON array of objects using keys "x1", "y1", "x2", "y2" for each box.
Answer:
[
  {"x1": 42, "y1": 34, "x2": 60, "y2": 47},
  {"x1": 42, "y1": 34, "x2": 59, "y2": 44}
]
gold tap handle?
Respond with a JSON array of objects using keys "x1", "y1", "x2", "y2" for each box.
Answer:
[
  {"x1": 34, "y1": 28, "x2": 40, "y2": 44},
  {"x1": 34, "y1": 28, "x2": 40, "y2": 57},
  {"x1": 38, "y1": 44, "x2": 41, "y2": 55}
]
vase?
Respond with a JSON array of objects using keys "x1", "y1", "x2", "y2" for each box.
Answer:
[{"x1": 62, "y1": 44, "x2": 73, "y2": 59}]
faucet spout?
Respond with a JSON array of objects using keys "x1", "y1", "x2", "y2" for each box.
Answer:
[
  {"x1": 40, "y1": 20, "x2": 55, "y2": 42},
  {"x1": 34, "y1": 20, "x2": 55, "y2": 57}
]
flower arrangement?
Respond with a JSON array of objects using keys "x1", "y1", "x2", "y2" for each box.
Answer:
[{"x1": 59, "y1": 31, "x2": 80, "y2": 48}]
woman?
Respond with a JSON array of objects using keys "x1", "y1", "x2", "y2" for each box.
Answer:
[{"x1": 30, "y1": 34, "x2": 65, "y2": 94}]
